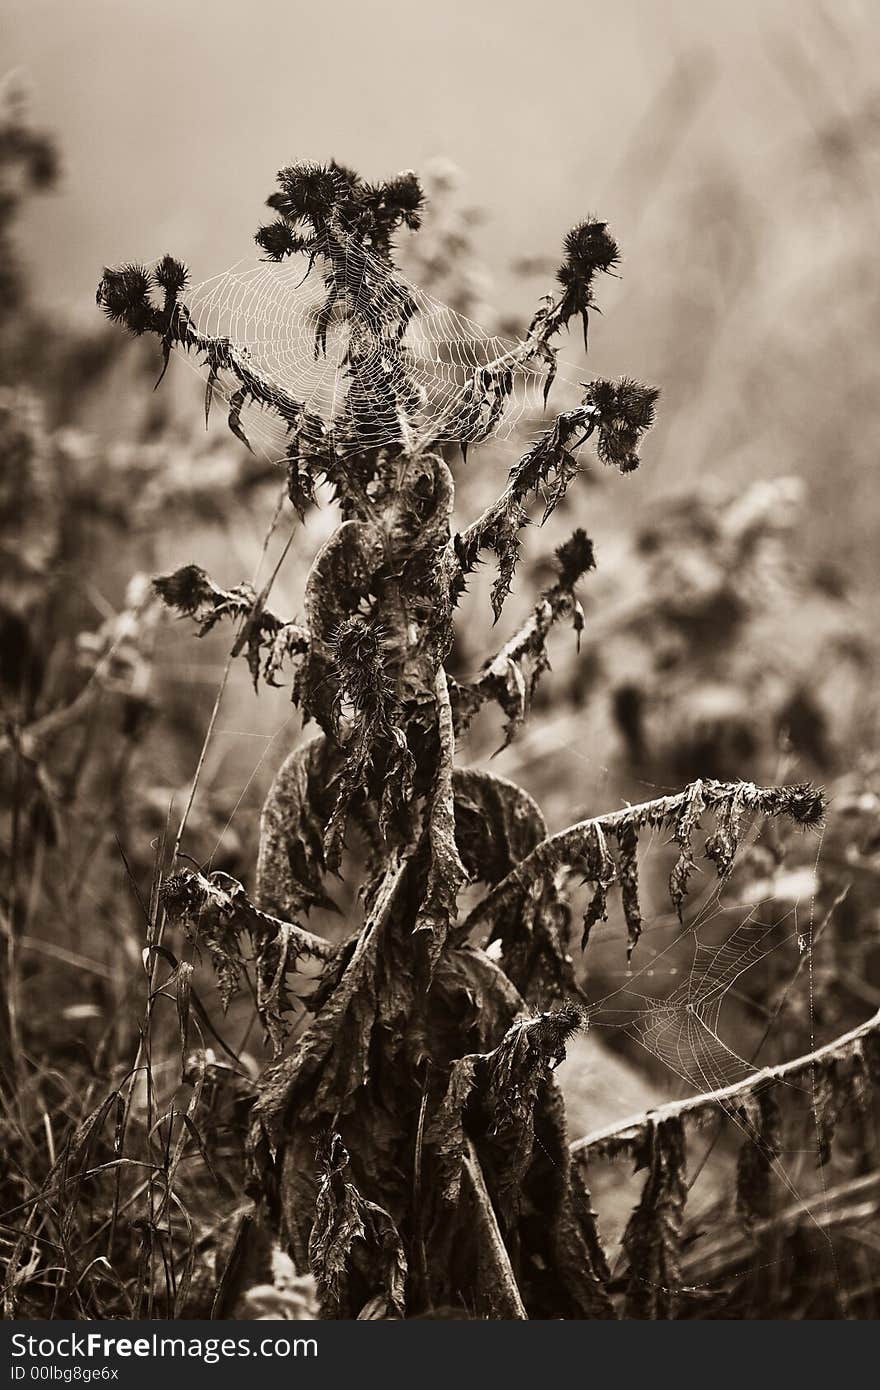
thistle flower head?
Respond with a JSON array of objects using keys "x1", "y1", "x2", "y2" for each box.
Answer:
[
  {"x1": 160, "y1": 869, "x2": 205, "y2": 920},
  {"x1": 96, "y1": 263, "x2": 157, "y2": 335},
  {"x1": 255, "y1": 218, "x2": 313, "y2": 261},
  {"x1": 777, "y1": 781, "x2": 827, "y2": 828},
  {"x1": 258, "y1": 161, "x2": 424, "y2": 258},
  {"x1": 554, "y1": 528, "x2": 596, "y2": 590},
  {"x1": 583, "y1": 376, "x2": 659, "y2": 473},
  {"x1": 332, "y1": 615, "x2": 394, "y2": 720},
  {"x1": 531, "y1": 1000, "x2": 587, "y2": 1057},
  {"x1": 559, "y1": 219, "x2": 621, "y2": 282},
  {"x1": 379, "y1": 170, "x2": 425, "y2": 228},
  {"x1": 554, "y1": 218, "x2": 622, "y2": 345},
  {"x1": 272, "y1": 161, "x2": 350, "y2": 222},
  {"x1": 153, "y1": 253, "x2": 189, "y2": 296},
  {"x1": 153, "y1": 564, "x2": 215, "y2": 616}
]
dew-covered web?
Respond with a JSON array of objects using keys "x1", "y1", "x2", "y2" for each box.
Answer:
[
  {"x1": 175, "y1": 230, "x2": 582, "y2": 459},
  {"x1": 540, "y1": 742, "x2": 825, "y2": 1106},
  {"x1": 589, "y1": 917, "x2": 792, "y2": 1095},
  {"x1": 561, "y1": 799, "x2": 846, "y2": 1297},
  {"x1": 506, "y1": 725, "x2": 844, "y2": 1292}
]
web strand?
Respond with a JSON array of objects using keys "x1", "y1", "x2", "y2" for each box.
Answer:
[{"x1": 573, "y1": 820, "x2": 844, "y2": 1298}]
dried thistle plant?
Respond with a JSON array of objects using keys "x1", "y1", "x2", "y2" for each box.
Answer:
[{"x1": 94, "y1": 159, "x2": 867, "y2": 1321}]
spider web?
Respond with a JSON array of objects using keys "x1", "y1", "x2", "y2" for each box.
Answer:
[
  {"x1": 586, "y1": 911, "x2": 804, "y2": 1097},
  {"x1": 562, "y1": 811, "x2": 849, "y2": 1302},
  {"x1": 530, "y1": 740, "x2": 824, "y2": 1103},
  {"x1": 573, "y1": 803, "x2": 823, "y2": 1112},
  {"x1": 176, "y1": 230, "x2": 582, "y2": 459}
]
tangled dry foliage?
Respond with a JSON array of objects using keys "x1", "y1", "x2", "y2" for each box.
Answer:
[
  {"x1": 84, "y1": 157, "x2": 880, "y2": 1321},
  {"x1": 3, "y1": 118, "x2": 879, "y2": 1319}
]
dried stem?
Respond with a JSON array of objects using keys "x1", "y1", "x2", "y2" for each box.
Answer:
[
  {"x1": 457, "y1": 778, "x2": 824, "y2": 944},
  {"x1": 572, "y1": 1005, "x2": 880, "y2": 1158},
  {"x1": 461, "y1": 1140, "x2": 528, "y2": 1319}
]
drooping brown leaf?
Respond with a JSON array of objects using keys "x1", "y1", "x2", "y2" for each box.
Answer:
[
  {"x1": 426, "y1": 1004, "x2": 585, "y2": 1239},
  {"x1": 309, "y1": 1133, "x2": 407, "y2": 1318},
  {"x1": 161, "y1": 866, "x2": 335, "y2": 1046},
  {"x1": 461, "y1": 779, "x2": 826, "y2": 968},
  {"x1": 451, "y1": 771, "x2": 578, "y2": 1004},
  {"x1": 668, "y1": 777, "x2": 707, "y2": 921},
  {"x1": 813, "y1": 1058, "x2": 841, "y2": 1168},
  {"x1": 252, "y1": 857, "x2": 419, "y2": 1268},
  {"x1": 451, "y1": 530, "x2": 595, "y2": 748},
  {"x1": 736, "y1": 1090, "x2": 782, "y2": 1228},
  {"x1": 704, "y1": 783, "x2": 747, "y2": 876},
  {"x1": 256, "y1": 734, "x2": 343, "y2": 919},
  {"x1": 580, "y1": 823, "x2": 616, "y2": 950},
  {"x1": 481, "y1": 1004, "x2": 586, "y2": 1219},
  {"x1": 615, "y1": 821, "x2": 643, "y2": 962},
  {"x1": 526, "y1": 1080, "x2": 615, "y2": 1319},
  {"x1": 452, "y1": 768, "x2": 548, "y2": 884},
  {"x1": 621, "y1": 1117, "x2": 687, "y2": 1319}
]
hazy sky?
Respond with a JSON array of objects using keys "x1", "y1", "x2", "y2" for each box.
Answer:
[{"x1": 7, "y1": 0, "x2": 874, "y2": 319}]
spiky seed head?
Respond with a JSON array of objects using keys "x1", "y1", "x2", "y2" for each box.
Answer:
[
  {"x1": 96, "y1": 263, "x2": 156, "y2": 335},
  {"x1": 781, "y1": 782, "x2": 827, "y2": 827},
  {"x1": 153, "y1": 254, "x2": 189, "y2": 296},
  {"x1": 153, "y1": 565, "x2": 214, "y2": 616},
  {"x1": 582, "y1": 377, "x2": 660, "y2": 473},
  {"x1": 273, "y1": 162, "x2": 349, "y2": 222},
  {"x1": 332, "y1": 615, "x2": 394, "y2": 716},
  {"x1": 560, "y1": 219, "x2": 621, "y2": 279},
  {"x1": 554, "y1": 529, "x2": 596, "y2": 589}
]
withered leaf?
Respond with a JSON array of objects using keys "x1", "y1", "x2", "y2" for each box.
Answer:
[
  {"x1": 309, "y1": 1133, "x2": 407, "y2": 1318},
  {"x1": 621, "y1": 1117, "x2": 687, "y2": 1319}
]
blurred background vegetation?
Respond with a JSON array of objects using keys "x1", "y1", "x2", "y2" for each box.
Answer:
[{"x1": 2, "y1": 0, "x2": 880, "y2": 1317}]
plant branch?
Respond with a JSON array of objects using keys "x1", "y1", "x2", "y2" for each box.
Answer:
[
  {"x1": 161, "y1": 868, "x2": 338, "y2": 962},
  {"x1": 450, "y1": 530, "x2": 594, "y2": 744},
  {"x1": 456, "y1": 778, "x2": 825, "y2": 951}
]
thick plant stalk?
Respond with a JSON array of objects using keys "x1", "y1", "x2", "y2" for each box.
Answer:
[{"x1": 461, "y1": 1141, "x2": 528, "y2": 1319}]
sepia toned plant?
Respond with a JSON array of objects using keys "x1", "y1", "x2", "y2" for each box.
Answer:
[{"x1": 92, "y1": 159, "x2": 878, "y2": 1319}]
